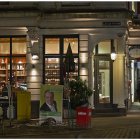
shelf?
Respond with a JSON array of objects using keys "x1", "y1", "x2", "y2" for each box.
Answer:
[
  {"x1": 0, "y1": 57, "x2": 26, "y2": 89},
  {"x1": 16, "y1": 75, "x2": 26, "y2": 77},
  {"x1": 0, "y1": 74, "x2": 6, "y2": 77},
  {"x1": 45, "y1": 69, "x2": 59, "y2": 70}
]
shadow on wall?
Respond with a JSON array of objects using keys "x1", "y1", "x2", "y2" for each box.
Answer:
[{"x1": 31, "y1": 101, "x2": 40, "y2": 118}]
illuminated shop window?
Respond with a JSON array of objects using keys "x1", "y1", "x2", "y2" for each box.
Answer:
[
  {"x1": 12, "y1": 38, "x2": 26, "y2": 54},
  {"x1": 0, "y1": 37, "x2": 26, "y2": 92},
  {"x1": 0, "y1": 38, "x2": 10, "y2": 55},
  {"x1": 45, "y1": 38, "x2": 60, "y2": 54},
  {"x1": 44, "y1": 36, "x2": 79, "y2": 85},
  {"x1": 64, "y1": 38, "x2": 78, "y2": 54}
]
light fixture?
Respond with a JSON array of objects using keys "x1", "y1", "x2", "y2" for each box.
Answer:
[
  {"x1": 31, "y1": 40, "x2": 38, "y2": 45},
  {"x1": 111, "y1": 46, "x2": 117, "y2": 61},
  {"x1": 32, "y1": 54, "x2": 39, "y2": 60}
]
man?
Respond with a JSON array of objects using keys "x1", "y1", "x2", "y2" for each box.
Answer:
[{"x1": 40, "y1": 90, "x2": 57, "y2": 112}]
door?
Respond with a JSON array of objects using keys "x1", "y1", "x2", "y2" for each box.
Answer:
[{"x1": 94, "y1": 56, "x2": 113, "y2": 108}]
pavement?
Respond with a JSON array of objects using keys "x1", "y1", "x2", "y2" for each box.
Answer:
[{"x1": 0, "y1": 102, "x2": 140, "y2": 138}]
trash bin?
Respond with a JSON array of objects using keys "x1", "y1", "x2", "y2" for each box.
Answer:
[{"x1": 76, "y1": 107, "x2": 92, "y2": 128}]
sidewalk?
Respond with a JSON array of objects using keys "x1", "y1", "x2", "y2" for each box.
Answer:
[{"x1": 0, "y1": 102, "x2": 140, "y2": 138}]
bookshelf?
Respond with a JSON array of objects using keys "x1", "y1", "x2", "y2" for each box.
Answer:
[
  {"x1": 0, "y1": 57, "x2": 26, "y2": 93},
  {"x1": 45, "y1": 58, "x2": 60, "y2": 85}
]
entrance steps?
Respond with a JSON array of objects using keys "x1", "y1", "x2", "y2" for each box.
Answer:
[
  {"x1": 127, "y1": 102, "x2": 140, "y2": 115},
  {"x1": 92, "y1": 108, "x2": 126, "y2": 117}
]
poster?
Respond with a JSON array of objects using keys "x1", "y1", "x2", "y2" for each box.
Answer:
[{"x1": 39, "y1": 84, "x2": 63, "y2": 125}]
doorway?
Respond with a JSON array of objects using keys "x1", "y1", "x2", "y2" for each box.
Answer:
[{"x1": 94, "y1": 56, "x2": 113, "y2": 108}]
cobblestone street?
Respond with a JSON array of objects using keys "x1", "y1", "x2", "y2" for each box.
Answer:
[{"x1": 0, "y1": 102, "x2": 140, "y2": 138}]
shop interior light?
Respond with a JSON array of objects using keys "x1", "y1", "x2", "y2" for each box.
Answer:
[
  {"x1": 111, "y1": 46, "x2": 117, "y2": 61},
  {"x1": 32, "y1": 54, "x2": 39, "y2": 60}
]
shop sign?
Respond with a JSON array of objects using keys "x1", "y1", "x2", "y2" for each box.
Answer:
[
  {"x1": 103, "y1": 22, "x2": 121, "y2": 26},
  {"x1": 129, "y1": 45, "x2": 140, "y2": 58}
]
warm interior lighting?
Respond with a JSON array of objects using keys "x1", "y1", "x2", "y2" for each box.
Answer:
[
  {"x1": 18, "y1": 61, "x2": 22, "y2": 64},
  {"x1": 111, "y1": 46, "x2": 117, "y2": 61}
]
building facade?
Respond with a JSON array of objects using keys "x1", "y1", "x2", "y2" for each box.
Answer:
[{"x1": 0, "y1": 2, "x2": 134, "y2": 118}]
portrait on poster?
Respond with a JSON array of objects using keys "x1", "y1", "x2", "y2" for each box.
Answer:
[{"x1": 39, "y1": 85, "x2": 63, "y2": 125}]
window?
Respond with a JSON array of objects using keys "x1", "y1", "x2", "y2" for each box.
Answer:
[
  {"x1": 0, "y1": 38, "x2": 10, "y2": 55},
  {"x1": 64, "y1": 38, "x2": 78, "y2": 54},
  {"x1": 12, "y1": 38, "x2": 26, "y2": 54},
  {"x1": 0, "y1": 36, "x2": 26, "y2": 94},
  {"x1": 95, "y1": 40, "x2": 112, "y2": 54},
  {"x1": 44, "y1": 35, "x2": 79, "y2": 85},
  {"x1": 45, "y1": 38, "x2": 60, "y2": 54}
]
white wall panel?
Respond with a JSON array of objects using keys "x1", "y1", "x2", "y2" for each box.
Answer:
[
  {"x1": 28, "y1": 88, "x2": 40, "y2": 95},
  {"x1": 31, "y1": 94, "x2": 40, "y2": 101}
]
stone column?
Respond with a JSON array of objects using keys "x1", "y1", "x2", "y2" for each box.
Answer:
[
  {"x1": 113, "y1": 34, "x2": 126, "y2": 112},
  {"x1": 88, "y1": 34, "x2": 95, "y2": 109},
  {"x1": 26, "y1": 27, "x2": 42, "y2": 118},
  {"x1": 115, "y1": 54, "x2": 125, "y2": 109},
  {"x1": 88, "y1": 52, "x2": 94, "y2": 109}
]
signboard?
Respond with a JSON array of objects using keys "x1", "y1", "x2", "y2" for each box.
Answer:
[
  {"x1": 103, "y1": 22, "x2": 121, "y2": 26},
  {"x1": 129, "y1": 45, "x2": 140, "y2": 58},
  {"x1": 39, "y1": 85, "x2": 63, "y2": 125}
]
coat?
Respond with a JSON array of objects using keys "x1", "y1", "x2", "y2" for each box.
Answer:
[{"x1": 40, "y1": 101, "x2": 57, "y2": 112}]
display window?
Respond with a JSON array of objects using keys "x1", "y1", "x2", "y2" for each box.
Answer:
[
  {"x1": 44, "y1": 35, "x2": 79, "y2": 85},
  {"x1": 0, "y1": 38, "x2": 10, "y2": 55},
  {"x1": 45, "y1": 58, "x2": 60, "y2": 85},
  {"x1": 45, "y1": 38, "x2": 60, "y2": 54},
  {"x1": 64, "y1": 38, "x2": 78, "y2": 54},
  {"x1": 12, "y1": 38, "x2": 26, "y2": 55},
  {"x1": 0, "y1": 36, "x2": 26, "y2": 94}
]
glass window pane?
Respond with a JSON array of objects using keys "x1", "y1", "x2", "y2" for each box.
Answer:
[
  {"x1": 45, "y1": 58, "x2": 60, "y2": 85},
  {"x1": 12, "y1": 38, "x2": 26, "y2": 54},
  {"x1": 0, "y1": 57, "x2": 9, "y2": 93},
  {"x1": 12, "y1": 57, "x2": 26, "y2": 87},
  {"x1": 0, "y1": 38, "x2": 10, "y2": 55},
  {"x1": 98, "y1": 40, "x2": 111, "y2": 54},
  {"x1": 64, "y1": 38, "x2": 78, "y2": 54},
  {"x1": 45, "y1": 38, "x2": 60, "y2": 54},
  {"x1": 64, "y1": 57, "x2": 78, "y2": 80},
  {"x1": 99, "y1": 60, "x2": 110, "y2": 103}
]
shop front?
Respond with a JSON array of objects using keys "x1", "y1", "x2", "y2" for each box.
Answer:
[
  {"x1": 0, "y1": 36, "x2": 27, "y2": 92},
  {"x1": 88, "y1": 30, "x2": 129, "y2": 115},
  {"x1": 0, "y1": 36, "x2": 29, "y2": 119},
  {"x1": 0, "y1": 3, "x2": 132, "y2": 118}
]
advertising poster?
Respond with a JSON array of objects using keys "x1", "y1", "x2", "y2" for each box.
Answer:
[{"x1": 39, "y1": 84, "x2": 63, "y2": 125}]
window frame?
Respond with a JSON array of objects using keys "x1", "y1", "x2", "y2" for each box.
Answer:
[
  {"x1": 0, "y1": 35, "x2": 26, "y2": 86},
  {"x1": 43, "y1": 35, "x2": 79, "y2": 85},
  {"x1": 95, "y1": 40, "x2": 114, "y2": 55}
]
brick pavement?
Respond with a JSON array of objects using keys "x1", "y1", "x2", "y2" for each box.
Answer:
[{"x1": 0, "y1": 102, "x2": 140, "y2": 138}]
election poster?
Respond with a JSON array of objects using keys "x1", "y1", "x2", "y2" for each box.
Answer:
[{"x1": 39, "y1": 84, "x2": 63, "y2": 125}]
